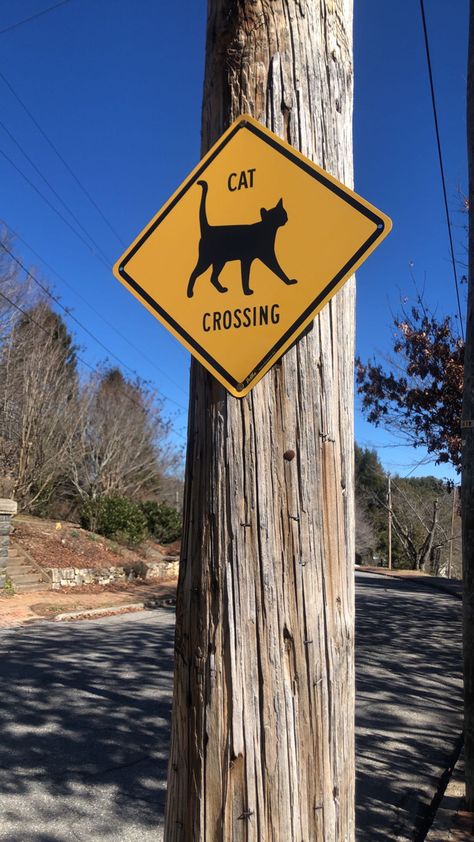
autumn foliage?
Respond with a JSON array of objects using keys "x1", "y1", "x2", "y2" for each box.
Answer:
[{"x1": 356, "y1": 306, "x2": 464, "y2": 469}]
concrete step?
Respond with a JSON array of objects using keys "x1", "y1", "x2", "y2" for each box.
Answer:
[
  {"x1": 9, "y1": 568, "x2": 42, "y2": 579},
  {"x1": 10, "y1": 577, "x2": 50, "y2": 592},
  {"x1": 10, "y1": 576, "x2": 44, "y2": 590},
  {"x1": 5, "y1": 545, "x2": 51, "y2": 592},
  {"x1": 6, "y1": 564, "x2": 35, "y2": 574},
  {"x1": 14, "y1": 582, "x2": 49, "y2": 593},
  {"x1": 7, "y1": 567, "x2": 41, "y2": 579}
]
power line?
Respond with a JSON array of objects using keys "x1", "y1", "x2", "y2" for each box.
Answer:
[
  {"x1": 1, "y1": 242, "x2": 142, "y2": 381},
  {"x1": 419, "y1": 0, "x2": 465, "y2": 338},
  {"x1": 0, "y1": 43, "x2": 188, "y2": 412},
  {"x1": 2, "y1": 218, "x2": 190, "y2": 400},
  {"x1": 0, "y1": 67, "x2": 125, "y2": 247},
  {"x1": 0, "y1": 144, "x2": 110, "y2": 269},
  {"x1": 402, "y1": 454, "x2": 435, "y2": 480},
  {"x1": 356, "y1": 447, "x2": 442, "y2": 482},
  {"x1": 0, "y1": 285, "x2": 138, "y2": 409},
  {"x1": 0, "y1": 238, "x2": 188, "y2": 414},
  {"x1": 0, "y1": 0, "x2": 75, "y2": 37},
  {"x1": 0, "y1": 284, "x2": 187, "y2": 442},
  {"x1": 0, "y1": 68, "x2": 190, "y2": 368},
  {"x1": 0, "y1": 117, "x2": 112, "y2": 265}
]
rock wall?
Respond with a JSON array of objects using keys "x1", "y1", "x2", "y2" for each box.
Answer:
[
  {"x1": 47, "y1": 558, "x2": 179, "y2": 589},
  {"x1": 0, "y1": 500, "x2": 17, "y2": 588}
]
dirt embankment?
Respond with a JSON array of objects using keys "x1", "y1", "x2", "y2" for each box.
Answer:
[
  {"x1": 0, "y1": 515, "x2": 180, "y2": 627},
  {"x1": 12, "y1": 515, "x2": 179, "y2": 570}
]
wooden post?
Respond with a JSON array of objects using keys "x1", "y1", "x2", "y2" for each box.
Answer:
[
  {"x1": 387, "y1": 474, "x2": 392, "y2": 570},
  {"x1": 164, "y1": 2, "x2": 355, "y2": 839},
  {"x1": 448, "y1": 485, "x2": 456, "y2": 579},
  {"x1": 463, "y1": 0, "x2": 474, "y2": 812},
  {"x1": 0, "y1": 498, "x2": 17, "y2": 588}
]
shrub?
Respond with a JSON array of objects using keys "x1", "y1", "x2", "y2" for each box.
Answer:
[
  {"x1": 80, "y1": 496, "x2": 148, "y2": 546},
  {"x1": 140, "y1": 500, "x2": 182, "y2": 544},
  {"x1": 123, "y1": 560, "x2": 148, "y2": 580}
]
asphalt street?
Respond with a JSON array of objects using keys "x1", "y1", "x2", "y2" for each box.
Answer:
[
  {"x1": 0, "y1": 609, "x2": 175, "y2": 842},
  {"x1": 355, "y1": 573, "x2": 463, "y2": 841},
  {"x1": 0, "y1": 574, "x2": 463, "y2": 841}
]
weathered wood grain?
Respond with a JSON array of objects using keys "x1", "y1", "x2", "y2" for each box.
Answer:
[
  {"x1": 463, "y1": 0, "x2": 474, "y2": 811},
  {"x1": 164, "y1": 2, "x2": 355, "y2": 839}
]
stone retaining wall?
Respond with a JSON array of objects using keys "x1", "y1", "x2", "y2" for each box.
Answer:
[
  {"x1": 0, "y1": 499, "x2": 17, "y2": 588},
  {"x1": 146, "y1": 559, "x2": 179, "y2": 581},
  {"x1": 47, "y1": 558, "x2": 179, "y2": 589}
]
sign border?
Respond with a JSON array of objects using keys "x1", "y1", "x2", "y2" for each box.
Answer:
[{"x1": 114, "y1": 115, "x2": 391, "y2": 397}]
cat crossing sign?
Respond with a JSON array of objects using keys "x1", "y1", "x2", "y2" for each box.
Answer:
[{"x1": 113, "y1": 115, "x2": 391, "y2": 397}]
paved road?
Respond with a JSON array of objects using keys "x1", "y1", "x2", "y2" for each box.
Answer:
[
  {"x1": 0, "y1": 574, "x2": 463, "y2": 841},
  {"x1": 0, "y1": 609, "x2": 175, "y2": 842},
  {"x1": 356, "y1": 572, "x2": 463, "y2": 841}
]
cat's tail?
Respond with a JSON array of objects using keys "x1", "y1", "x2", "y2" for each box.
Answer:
[{"x1": 197, "y1": 180, "x2": 209, "y2": 231}]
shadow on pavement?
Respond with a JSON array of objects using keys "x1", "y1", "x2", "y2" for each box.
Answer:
[
  {"x1": 355, "y1": 575, "x2": 463, "y2": 841},
  {"x1": 0, "y1": 611, "x2": 175, "y2": 841},
  {"x1": 0, "y1": 576, "x2": 463, "y2": 841}
]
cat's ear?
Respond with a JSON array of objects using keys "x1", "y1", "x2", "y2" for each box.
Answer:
[
  {"x1": 277, "y1": 198, "x2": 284, "y2": 207},
  {"x1": 260, "y1": 208, "x2": 268, "y2": 220}
]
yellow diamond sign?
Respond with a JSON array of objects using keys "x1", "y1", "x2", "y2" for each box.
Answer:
[{"x1": 113, "y1": 115, "x2": 391, "y2": 397}]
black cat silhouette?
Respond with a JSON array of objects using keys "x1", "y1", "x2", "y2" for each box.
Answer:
[{"x1": 186, "y1": 180, "x2": 297, "y2": 298}]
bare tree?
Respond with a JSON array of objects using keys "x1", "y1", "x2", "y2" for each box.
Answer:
[
  {"x1": 391, "y1": 492, "x2": 439, "y2": 572},
  {"x1": 67, "y1": 368, "x2": 179, "y2": 504},
  {"x1": 375, "y1": 479, "x2": 458, "y2": 573},
  {"x1": 0, "y1": 302, "x2": 80, "y2": 511},
  {"x1": 355, "y1": 498, "x2": 376, "y2": 563},
  {"x1": 0, "y1": 227, "x2": 36, "y2": 341},
  {"x1": 0, "y1": 240, "x2": 183, "y2": 518}
]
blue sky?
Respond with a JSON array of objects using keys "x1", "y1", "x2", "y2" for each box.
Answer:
[{"x1": 0, "y1": 0, "x2": 468, "y2": 480}]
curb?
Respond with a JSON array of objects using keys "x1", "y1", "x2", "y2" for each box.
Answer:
[
  {"x1": 54, "y1": 596, "x2": 176, "y2": 622},
  {"x1": 425, "y1": 749, "x2": 467, "y2": 841},
  {"x1": 355, "y1": 567, "x2": 462, "y2": 601}
]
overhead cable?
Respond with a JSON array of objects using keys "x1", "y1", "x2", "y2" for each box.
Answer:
[
  {"x1": 0, "y1": 284, "x2": 187, "y2": 442},
  {"x1": 1, "y1": 218, "x2": 189, "y2": 400},
  {"x1": 0, "y1": 145, "x2": 110, "y2": 269},
  {"x1": 0, "y1": 117, "x2": 112, "y2": 265},
  {"x1": 0, "y1": 239, "x2": 188, "y2": 414},
  {"x1": 0, "y1": 67, "x2": 125, "y2": 247},
  {"x1": 0, "y1": 0, "x2": 74, "y2": 37},
  {"x1": 419, "y1": 0, "x2": 465, "y2": 338}
]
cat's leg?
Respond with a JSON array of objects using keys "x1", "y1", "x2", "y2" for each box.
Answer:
[
  {"x1": 187, "y1": 255, "x2": 211, "y2": 298},
  {"x1": 210, "y1": 261, "x2": 228, "y2": 294},
  {"x1": 262, "y1": 254, "x2": 298, "y2": 286},
  {"x1": 241, "y1": 259, "x2": 254, "y2": 296}
]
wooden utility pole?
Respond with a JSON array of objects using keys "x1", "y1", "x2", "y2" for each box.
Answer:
[
  {"x1": 447, "y1": 485, "x2": 457, "y2": 579},
  {"x1": 463, "y1": 0, "x2": 474, "y2": 812},
  {"x1": 387, "y1": 474, "x2": 392, "y2": 570},
  {"x1": 164, "y1": 2, "x2": 356, "y2": 840}
]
